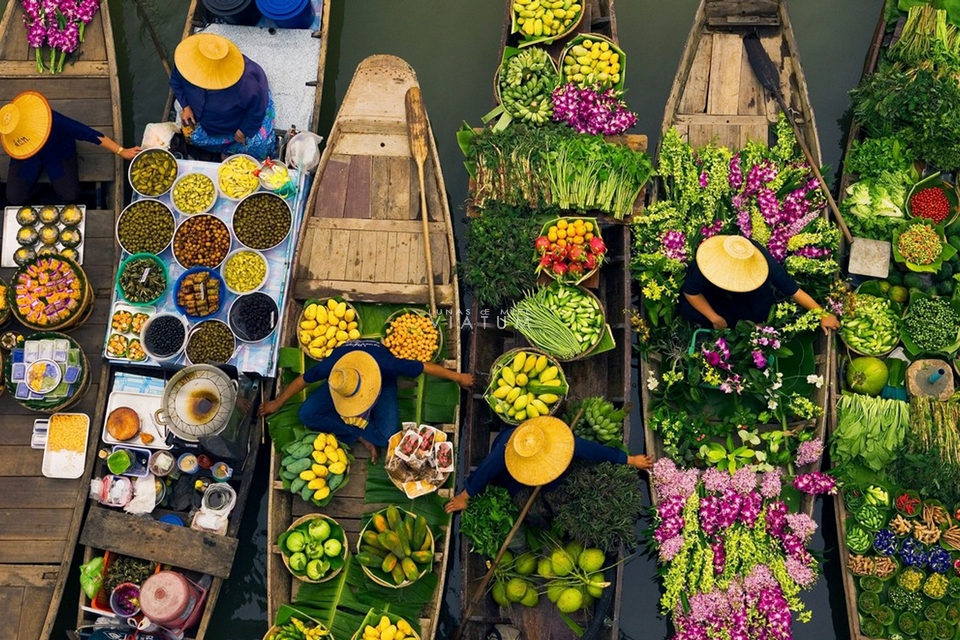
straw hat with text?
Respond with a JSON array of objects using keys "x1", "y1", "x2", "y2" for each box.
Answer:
[
  {"x1": 328, "y1": 350, "x2": 382, "y2": 423},
  {"x1": 505, "y1": 416, "x2": 575, "y2": 486},
  {"x1": 0, "y1": 91, "x2": 52, "y2": 160},
  {"x1": 174, "y1": 34, "x2": 245, "y2": 90},
  {"x1": 696, "y1": 235, "x2": 770, "y2": 293}
]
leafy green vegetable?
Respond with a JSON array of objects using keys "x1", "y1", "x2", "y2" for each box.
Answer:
[
  {"x1": 546, "y1": 461, "x2": 643, "y2": 554},
  {"x1": 832, "y1": 392, "x2": 908, "y2": 472},
  {"x1": 842, "y1": 171, "x2": 912, "y2": 240},
  {"x1": 460, "y1": 486, "x2": 520, "y2": 558},
  {"x1": 845, "y1": 135, "x2": 915, "y2": 179},
  {"x1": 462, "y1": 202, "x2": 543, "y2": 308}
]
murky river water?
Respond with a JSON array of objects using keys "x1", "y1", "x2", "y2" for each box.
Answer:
[{"x1": 0, "y1": 0, "x2": 884, "y2": 636}]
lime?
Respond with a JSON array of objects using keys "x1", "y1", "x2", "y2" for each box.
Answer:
[{"x1": 107, "y1": 450, "x2": 132, "y2": 475}]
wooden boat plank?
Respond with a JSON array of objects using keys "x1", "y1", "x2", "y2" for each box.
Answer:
[
  {"x1": 315, "y1": 156, "x2": 351, "y2": 219},
  {"x1": 343, "y1": 229, "x2": 363, "y2": 282},
  {"x1": 294, "y1": 280, "x2": 456, "y2": 308},
  {"x1": 0, "y1": 541, "x2": 67, "y2": 564},
  {"x1": 391, "y1": 157, "x2": 414, "y2": 221},
  {"x1": 707, "y1": 33, "x2": 744, "y2": 115},
  {"x1": 678, "y1": 33, "x2": 712, "y2": 115},
  {"x1": 0, "y1": 509, "x2": 77, "y2": 539},
  {"x1": 0, "y1": 77, "x2": 111, "y2": 100},
  {"x1": 344, "y1": 155, "x2": 373, "y2": 219},
  {"x1": 80, "y1": 506, "x2": 239, "y2": 579},
  {"x1": 0, "y1": 477, "x2": 85, "y2": 509},
  {"x1": 336, "y1": 132, "x2": 409, "y2": 158},
  {"x1": 0, "y1": 565, "x2": 59, "y2": 587},
  {"x1": 704, "y1": 0, "x2": 779, "y2": 26}
]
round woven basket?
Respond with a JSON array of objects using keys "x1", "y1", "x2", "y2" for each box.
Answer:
[
  {"x1": 9, "y1": 255, "x2": 92, "y2": 331},
  {"x1": 536, "y1": 217, "x2": 604, "y2": 286},
  {"x1": 379, "y1": 308, "x2": 444, "y2": 363},
  {"x1": 349, "y1": 613, "x2": 421, "y2": 640},
  {"x1": 493, "y1": 49, "x2": 560, "y2": 116},
  {"x1": 356, "y1": 507, "x2": 434, "y2": 589},
  {"x1": 298, "y1": 298, "x2": 361, "y2": 361},
  {"x1": 7, "y1": 332, "x2": 90, "y2": 414},
  {"x1": 279, "y1": 513, "x2": 348, "y2": 584},
  {"x1": 483, "y1": 347, "x2": 567, "y2": 425},
  {"x1": 262, "y1": 618, "x2": 330, "y2": 640}
]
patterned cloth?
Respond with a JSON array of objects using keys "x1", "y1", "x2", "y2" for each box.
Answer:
[{"x1": 186, "y1": 93, "x2": 277, "y2": 160}]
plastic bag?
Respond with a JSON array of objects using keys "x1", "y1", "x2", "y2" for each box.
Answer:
[{"x1": 79, "y1": 555, "x2": 104, "y2": 601}]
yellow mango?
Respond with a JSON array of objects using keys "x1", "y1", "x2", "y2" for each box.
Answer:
[
  {"x1": 312, "y1": 464, "x2": 329, "y2": 478},
  {"x1": 325, "y1": 326, "x2": 338, "y2": 339},
  {"x1": 338, "y1": 320, "x2": 347, "y2": 330},
  {"x1": 493, "y1": 385, "x2": 511, "y2": 399},
  {"x1": 348, "y1": 329, "x2": 361, "y2": 340},
  {"x1": 324, "y1": 446, "x2": 339, "y2": 463},
  {"x1": 344, "y1": 308, "x2": 356, "y2": 322},
  {"x1": 326, "y1": 434, "x2": 338, "y2": 448},
  {"x1": 313, "y1": 486, "x2": 331, "y2": 501},
  {"x1": 334, "y1": 302, "x2": 347, "y2": 318},
  {"x1": 336, "y1": 330, "x2": 349, "y2": 342},
  {"x1": 309, "y1": 336, "x2": 325, "y2": 348},
  {"x1": 299, "y1": 470, "x2": 316, "y2": 481},
  {"x1": 309, "y1": 347, "x2": 324, "y2": 359},
  {"x1": 300, "y1": 319, "x2": 317, "y2": 330},
  {"x1": 312, "y1": 450, "x2": 328, "y2": 465},
  {"x1": 382, "y1": 627, "x2": 396, "y2": 640},
  {"x1": 327, "y1": 338, "x2": 338, "y2": 349},
  {"x1": 329, "y1": 461, "x2": 347, "y2": 475},
  {"x1": 303, "y1": 303, "x2": 317, "y2": 320},
  {"x1": 316, "y1": 306, "x2": 328, "y2": 324},
  {"x1": 308, "y1": 478, "x2": 326, "y2": 490},
  {"x1": 299, "y1": 331, "x2": 313, "y2": 345},
  {"x1": 347, "y1": 321, "x2": 358, "y2": 330},
  {"x1": 327, "y1": 298, "x2": 338, "y2": 311}
]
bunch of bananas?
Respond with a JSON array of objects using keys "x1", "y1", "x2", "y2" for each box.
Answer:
[
  {"x1": 279, "y1": 432, "x2": 349, "y2": 506},
  {"x1": 499, "y1": 48, "x2": 558, "y2": 125},
  {"x1": 566, "y1": 396, "x2": 626, "y2": 444},
  {"x1": 265, "y1": 617, "x2": 328, "y2": 640},
  {"x1": 486, "y1": 351, "x2": 568, "y2": 424},
  {"x1": 356, "y1": 505, "x2": 434, "y2": 586},
  {"x1": 299, "y1": 299, "x2": 361, "y2": 360},
  {"x1": 361, "y1": 615, "x2": 418, "y2": 640},
  {"x1": 513, "y1": 0, "x2": 582, "y2": 41}
]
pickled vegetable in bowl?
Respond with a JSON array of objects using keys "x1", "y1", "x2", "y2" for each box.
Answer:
[
  {"x1": 218, "y1": 154, "x2": 259, "y2": 199},
  {"x1": 172, "y1": 172, "x2": 217, "y2": 215},
  {"x1": 129, "y1": 148, "x2": 178, "y2": 197}
]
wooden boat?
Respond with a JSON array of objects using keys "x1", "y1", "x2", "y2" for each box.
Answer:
[
  {"x1": 0, "y1": 1, "x2": 122, "y2": 638},
  {"x1": 641, "y1": 0, "x2": 832, "y2": 517},
  {"x1": 266, "y1": 55, "x2": 461, "y2": 640},
  {"x1": 459, "y1": 2, "x2": 640, "y2": 639},
  {"x1": 831, "y1": 8, "x2": 904, "y2": 640},
  {"x1": 69, "y1": 4, "x2": 330, "y2": 640}
]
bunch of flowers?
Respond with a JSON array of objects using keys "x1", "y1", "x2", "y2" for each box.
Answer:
[
  {"x1": 651, "y1": 453, "x2": 825, "y2": 640},
  {"x1": 551, "y1": 83, "x2": 637, "y2": 135},
  {"x1": 20, "y1": 0, "x2": 100, "y2": 73}
]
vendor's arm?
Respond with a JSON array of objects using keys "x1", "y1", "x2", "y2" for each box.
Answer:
[
  {"x1": 445, "y1": 436, "x2": 510, "y2": 513},
  {"x1": 258, "y1": 375, "x2": 308, "y2": 416},
  {"x1": 54, "y1": 112, "x2": 141, "y2": 160},
  {"x1": 791, "y1": 289, "x2": 840, "y2": 333},
  {"x1": 683, "y1": 292, "x2": 727, "y2": 330},
  {"x1": 574, "y1": 437, "x2": 653, "y2": 470},
  {"x1": 422, "y1": 361, "x2": 474, "y2": 389}
]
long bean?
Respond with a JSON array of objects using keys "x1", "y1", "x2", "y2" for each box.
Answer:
[{"x1": 506, "y1": 290, "x2": 582, "y2": 359}]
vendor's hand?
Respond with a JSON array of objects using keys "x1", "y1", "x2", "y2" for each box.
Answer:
[
  {"x1": 120, "y1": 146, "x2": 141, "y2": 161},
  {"x1": 711, "y1": 316, "x2": 728, "y2": 330},
  {"x1": 181, "y1": 106, "x2": 196, "y2": 127},
  {"x1": 444, "y1": 491, "x2": 470, "y2": 514},
  {"x1": 627, "y1": 454, "x2": 654, "y2": 471},
  {"x1": 234, "y1": 129, "x2": 247, "y2": 145},
  {"x1": 820, "y1": 313, "x2": 841, "y2": 334},
  {"x1": 458, "y1": 372, "x2": 475, "y2": 389},
  {"x1": 258, "y1": 399, "x2": 283, "y2": 417}
]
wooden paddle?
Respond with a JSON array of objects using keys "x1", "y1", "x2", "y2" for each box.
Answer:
[
  {"x1": 405, "y1": 87, "x2": 438, "y2": 317},
  {"x1": 743, "y1": 31, "x2": 853, "y2": 245}
]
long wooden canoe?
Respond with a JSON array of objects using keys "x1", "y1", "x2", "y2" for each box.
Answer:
[
  {"x1": 266, "y1": 55, "x2": 461, "y2": 640},
  {"x1": 0, "y1": 1, "x2": 122, "y2": 638},
  {"x1": 71, "y1": 4, "x2": 330, "y2": 640},
  {"x1": 460, "y1": 1, "x2": 640, "y2": 639},
  {"x1": 641, "y1": 0, "x2": 831, "y2": 517},
  {"x1": 831, "y1": 8, "x2": 904, "y2": 640}
]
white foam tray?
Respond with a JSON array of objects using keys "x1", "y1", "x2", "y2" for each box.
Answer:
[{"x1": 102, "y1": 391, "x2": 172, "y2": 450}]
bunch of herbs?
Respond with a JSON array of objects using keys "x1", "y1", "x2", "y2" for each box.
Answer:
[
  {"x1": 546, "y1": 461, "x2": 643, "y2": 553},
  {"x1": 462, "y1": 202, "x2": 543, "y2": 309},
  {"x1": 460, "y1": 485, "x2": 520, "y2": 559}
]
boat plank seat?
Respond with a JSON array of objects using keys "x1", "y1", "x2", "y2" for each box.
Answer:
[
  {"x1": 704, "y1": 0, "x2": 780, "y2": 27},
  {"x1": 80, "y1": 506, "x2": 239, "y2": 579}
]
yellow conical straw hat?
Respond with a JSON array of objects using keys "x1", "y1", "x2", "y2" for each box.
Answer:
[
  {"x1": 174, "y1": 34, "x2": 245, "y2": 90},
  {"x1": 695, "y1": 235, "x2": 770, "y2": 293},
  {"x1": 328, "y1": 350, "x2": 382, "y2": 420},
  {"x1": 0, "y1": 91, "x2": 52, "y2": 160},
  {"x1": 504, "y1": 416, "x2": 575, "y2": 486}
]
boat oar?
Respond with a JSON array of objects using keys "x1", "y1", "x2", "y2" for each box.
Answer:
[
  {"x1": 405, "y1": 87, "x2": 438, "y2": 317},
  {"x1": 131, "y1": 0, "x2": 172, "y2": 78},
  {"x1": 452, "y1": 408, "x2": 585, "y2": 640},
  {"x1": 743, "y1": 31, "x2": 853, "y2": 245}
]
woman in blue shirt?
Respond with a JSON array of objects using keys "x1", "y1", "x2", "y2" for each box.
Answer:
[
  {"x1": 170, "y1": 33, "x2": 276, "y2": 160},
  {"x1": 260, "y1": 340, "x2": 473, "y2": 462},
  {"x1": 679, "y1": 235, "x2": 840, "y2": 332},
  {"x1": 1, "y1": 91, "x2": 139, "y2": 205},
  {"x1": 444, "y1": 417, "x2": 652, "y2": 514}
]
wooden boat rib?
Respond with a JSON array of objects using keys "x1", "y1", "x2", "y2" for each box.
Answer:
[
  {"x1": 460, "y1": 1, "x2": 639, "y2": 639},
  {"x1": 70, "y1": 4, "x2": 330, "y2": 640},
  {"x1": 641, "y1": 0, "x2": 832, "y2": 518},
  {"x1": 267, "y1": 55, "x2": 461, "y2": 640},
  {"x1": 0, "y1": 1, "x2": 122, "y2": 638},
  {"x1": 831, "y1": 8, "x2": 902, "y2": 640}
]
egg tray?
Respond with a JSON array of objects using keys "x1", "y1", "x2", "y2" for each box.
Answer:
[{"x1": 2, "y1": 205, "x2": 87, "y2": 267}]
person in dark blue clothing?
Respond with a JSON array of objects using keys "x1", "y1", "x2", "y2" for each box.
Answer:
[
  {"x1": 260, "y1": 340, "x2": 473, "y2": 462},
  {"x1": 444, "y1": 416, "x2": 652, "y2": 514},
  {"x1": 170, "y1": 33, "x2": 276, "y2": 160},
  {"x1": 1, "y1": 91, "x2": 140, "y2": 205},
  {"x1": 679, "y1": 235, "x2": 840, "y2": 333}
]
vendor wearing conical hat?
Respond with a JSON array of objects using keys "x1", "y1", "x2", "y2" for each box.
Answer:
[
  {"x1": 680, "y1": 235, "x2": 840, "y2": 333},
  {"x1": 170, "y1": 33, "x2": 276, "y2": 160},
  {"x1": 444, "y1": 416, "x2": 652, "y2": 513},
  {"x1": 260, "y1": 340, "x2": 473, "y2": 462},
  {"x1": 2, "y1": 91, "x2": 140, "y2": 206}
]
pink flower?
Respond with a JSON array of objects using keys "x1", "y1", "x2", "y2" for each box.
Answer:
[
  {"x1": 795, "y1": 439, "x2": 824, "y2": 467},
  {"x1": 702, "y1": 467, "x2": 730, "y2": 493},
  {"x1": 658, "y1": 535, "x2": 685, "y2": 562},
  {"x1": 793, "y1": 472, "x2": 837, "y2": 495},
  {"x1": 785, "y1": 554, "x2": 817, "y2": 588},
  {"x1": 731, "y1": 467, "x2": 756, "y2": 494},
  {"x1": 785, "y1": 512, "x2": 818, "y2": 542}
]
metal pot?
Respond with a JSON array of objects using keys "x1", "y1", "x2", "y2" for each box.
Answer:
[{"x1": 154, "y1": 364, "x2": 238, "y2": 442}]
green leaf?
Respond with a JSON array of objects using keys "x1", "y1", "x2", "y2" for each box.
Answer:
[
  {"x1": 363, "y1": 463, "x2": 451, "y2": 529},
  {"x1": 278, "y1": 347, "x2": 306, "y2": 373}
]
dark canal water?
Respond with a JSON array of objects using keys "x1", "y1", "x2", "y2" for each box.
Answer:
[{"x1": 1, "y1": 0, "x2": 883, "y2": 637}]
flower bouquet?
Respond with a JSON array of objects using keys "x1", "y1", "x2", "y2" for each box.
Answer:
[{"x1": 21, "y1": 0, "x2": 102, "y2": 74}]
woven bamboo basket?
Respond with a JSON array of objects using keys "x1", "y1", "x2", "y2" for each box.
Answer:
[
  {"x1": 483, "y1": 347, "x2": 568, "y2": 425},
  {"x1": 279, "y1": 513, "x2": 348, "y2": 584},
  {"x1": 298, "y1": 298, "x2": 361, "y2": 361},
  {"x1": 349, "y1": 609, "x2": 422, "y2": 640},
  {"x1": 356, "y1": 507, "x2": 434, "y2": 589},
  {"x1": 8, "y1": 255, "x2": 93, "y2": 331},
  {"x1": 8, "y1": 332, "x2": 90, "y2": 414}
]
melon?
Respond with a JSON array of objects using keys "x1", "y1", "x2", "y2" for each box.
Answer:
[{"x1": 846, "y1": 357, "x2": 889, "y2": 396}]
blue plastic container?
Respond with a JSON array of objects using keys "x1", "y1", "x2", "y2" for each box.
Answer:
[
  {"x1": 203, "y1": 0, "x2": 261, "y2": 26},
  {"x1": 255, "y1": 0, "x2": 313, "y2": 28}
]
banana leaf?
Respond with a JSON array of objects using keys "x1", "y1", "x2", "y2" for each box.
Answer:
[
  {"x1": 900, "y1": 288, "x2": 960, "y2": 358},
  {"x1": 363, "y1": 462, "x2": 452, "y2": 529}
]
